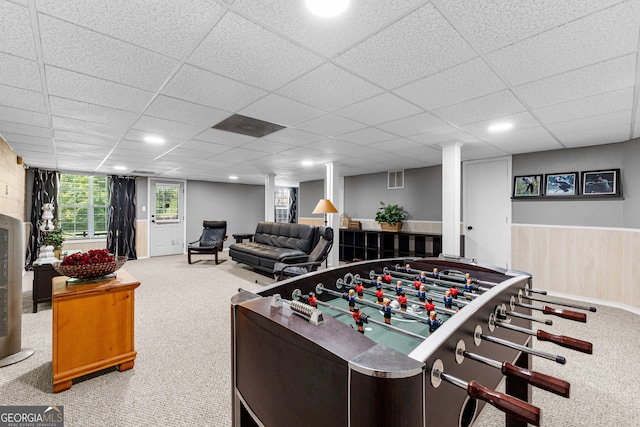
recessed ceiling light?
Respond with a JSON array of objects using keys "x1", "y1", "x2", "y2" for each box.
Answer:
[
  {"x1": 306, "y1": 0, "x2": 349, "y2": 17},
  {"x1": 114, "y1": 165, "x2": 127, "y2": 171},
  {"x1": 229, "y1": 176, "x2": 238, "y2": 180},
  {"x1": 488, "y1": 123, "x2": 513, "y2": 132},
  {"x1": 302, "y1": 160, "x2": 314, "y2": 166},
  {"x1": 144, "y1": 135, "x2": 165, "y2": 144}
]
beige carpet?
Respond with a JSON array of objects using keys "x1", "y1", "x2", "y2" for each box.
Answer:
[{"x1": 2, "y1": 253, "x2": 638, "y2": 426}]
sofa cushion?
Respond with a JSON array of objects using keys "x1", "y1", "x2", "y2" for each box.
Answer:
[
  {"x1": 230, "y1": 242, "x2": 307, "y2": 262},
  {"x1": 253, "y1": 222, "x2": 317, "y2": 254}
]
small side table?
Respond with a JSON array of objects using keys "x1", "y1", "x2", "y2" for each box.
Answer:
[
  {"x1": 32, "y1": 263, "x2": 62, "y2": 313},
  {"x1": 232, "y1": 233, "x2": 254, "y2": 243}
]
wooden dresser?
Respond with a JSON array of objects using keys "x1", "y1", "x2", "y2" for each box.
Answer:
[{"x1": 52, "y1": 270, "x2": 140, "y2": 393}]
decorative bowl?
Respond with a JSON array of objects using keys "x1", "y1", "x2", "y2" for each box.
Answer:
[{"x1": 53, "y1": 256, "x2": 127, "y2": 279}]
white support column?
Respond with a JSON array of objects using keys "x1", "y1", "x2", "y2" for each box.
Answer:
[
  {"x1": 325, "y1": 162, "x2": 341, "y2": 268},
  {"x1": 264, "y1": 174, "x2": 275, "y2": 222},
  {"x1": 440, "y1": 141, "x2": 463, "y2": 256}
]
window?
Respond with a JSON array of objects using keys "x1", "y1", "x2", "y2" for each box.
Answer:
[
  {"x1": 274, "y1": 187, "x2": 290, "y2": 223},
  {"x1": 58, "y1": 174, "x2": 109, "y2": 238},
  {"x1": 154, "y1": 183, "x2": 180, "y2": 223}
]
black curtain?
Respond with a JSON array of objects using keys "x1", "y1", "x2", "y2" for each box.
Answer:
[
  {"x1": 287, "y1": 187, "x2": 298, "y2": 223},
  {"x1": 107, "y1": 176, "x2": 137, "y2": 260},
  {"x1": 27, "y1": 169, "x2": 58, "y2": 269}
]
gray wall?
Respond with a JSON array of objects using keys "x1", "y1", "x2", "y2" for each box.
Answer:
[
  {"x1": 299, "y1": 180, "x2": 324, "y2": 218},
  {"x1": 512, "y1": 139, "x2": 639, "y2": 228},
  {"x1": 186, "y1": 180, "x2": 264, "y2": 242}
]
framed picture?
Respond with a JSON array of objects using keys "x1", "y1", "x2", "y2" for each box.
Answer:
[
  {"x1": 513, "y1": 175, "x2": 542, "y2": 198},
  {"x1": 544, "y1": 172, "x2": 578, "y2": 196},
  {"x1": 582, "y1": 169, "x2": 620, "y2": 196}
]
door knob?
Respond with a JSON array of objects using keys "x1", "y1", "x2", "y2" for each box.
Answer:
[{"x1": 467, "y1": 226, "x2": 473, "y2": 230}]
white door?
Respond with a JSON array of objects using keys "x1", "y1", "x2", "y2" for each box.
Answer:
[
  {"x1": 463, "y1": 157, "x2": 511, "y2": 269},
  {"x1": 149, "y1": 179, "x2": 185, "y2": 257}
]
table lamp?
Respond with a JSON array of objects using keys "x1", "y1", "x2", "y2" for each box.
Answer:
[{"x1": 312, "y1": 199, "x2": 338, "y2": 226}]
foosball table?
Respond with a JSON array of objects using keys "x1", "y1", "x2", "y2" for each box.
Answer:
[{"x1": 230, "y1": 256, "x2": 594, "y2": 427}]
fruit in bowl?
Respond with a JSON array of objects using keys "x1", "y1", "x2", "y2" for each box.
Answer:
[{"x1": 54, "y1": 249, "x2": 127, "y2": 279}]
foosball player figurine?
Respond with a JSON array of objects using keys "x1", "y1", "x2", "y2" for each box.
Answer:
[
  {"x1": 426, "y1": 311, "x2": 443, "y2": 334},
  {"x1": 417, "y1": 285, "x2": 427, "y2": 302},
  {"x1": 464, "y1": 279, "x2": 474, "y2": 293},
  {"x1": 355, "y1": 282, "x2": 364, "y2": 299},
  {"x1": 306, "y1": 292, "x2": 317, "y2": 307},
  {"x1": 343, "y1": 289, "x2": 356, "y2": 311},
  {"x1": 413, "y1": 278, "x2": 421, "y2": 290},
  {"x1": 375, "y1": 285, "x2": 384, "y2": 304},
  {"x1": 395, "y1": 280, "x2": 403, "y2": 296},
  {"x1": 352, "y1": 307, "x2": 369, "y2": 334},
  {"x1": 404, "y1": 263, "x2": 412, "y2": 273},
  {"x1": 419, "y1": 271, "x2": 427, "y2": 283},
  {"x1": 384, "y1": 273, "x2": 392, "y2": 283},
  {"x1": 424, "y1": 297, "x2": 435, "y2": 315},
  {"x1": 443, "y1": 290, "x2": 453, "y2": 309},
  {"x1": 449, "y1": 285, "x2": 458, "y2": 299},
  {"x1": 382, "y1": 298, "x2": 392, "y2": 324},
  {"x1": 398, "y1": 292, "x2": 408, "y2": 312},
  {"x1": 432, "y1": 268, "x2": 439, "y2": 279},
  {"x1": 376, "y1": 276, "x2": 384, "y2": 288}
]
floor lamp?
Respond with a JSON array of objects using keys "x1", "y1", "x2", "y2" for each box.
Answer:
[{"x1": 312, "y1": 199, "x2": 338, "y2": 226}]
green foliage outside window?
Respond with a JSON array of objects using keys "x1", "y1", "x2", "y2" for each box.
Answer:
[{"x1": 58, "y1": 174, "x2": 109, "y2": 238}]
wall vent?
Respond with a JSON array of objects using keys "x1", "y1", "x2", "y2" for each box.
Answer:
[{"x1": 388, "y1": 170, "x2": 404, "y2": 189}]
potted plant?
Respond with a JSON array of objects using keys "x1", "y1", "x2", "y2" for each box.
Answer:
[
  {"x1": 375, "y1": 202, "x2": 407, "y2": 232},
  {"x1": 43, "y1": 224, "x2": 66, "y2": 259}
]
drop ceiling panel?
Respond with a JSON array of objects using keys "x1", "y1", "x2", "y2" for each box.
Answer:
[
  {"x1": 409, "y1": 127, "x2": 474, "y2": 146},
  {"x1": 515, "y1": 54, "x2": 637, "y2": 109},
  {"x1": 296, "y1": 114, "x2": 367, "y2": 137},
  {"x1": 49, "y1": 97, "x2": 139, "y2": 129},
  {"x1": 376, "y1": 112, "x2": 451, "y2": 138},
  {"x1": 0, "y1": 53, "x2": 41, "y2": 91},
  {"x1": 0, "y1": 121, "x2": 50, "y2": 139},
  {"x1": 306, "y1": 138, "x2": 360, "y2": 154},
  {"x1": 1, "y1": 132, "x2": 51, "y2": 147},
  {"x1": 121, "y1": 130, "x2": 184, "y2": 147},
  {"x1": 194, "y1": 128, "x2": 257, "y2": 146},
  {"x1": 534, "y1": 87, "x2": 634, "y2": 124},
  {"x1": 556, "y1": 124, "x2": 630, "y2": 148},
  {"x1": 45, "y1": 66, "x2": 153, "y2": 112},
  {"x1": 52, "y1": 116, "x2": 126, "y2": 139},
  {"x1": 0, "y1": 85, "x2": 46, "y2": 113},
  {"x1": 132, "y1": 115, "x2": 204, "y2": 140},
  {"x1": 481, "y1": 126, "x2": 562, "y2": 152},
  {"x1": 145, "y1": 96, "x2": 230, "y2": 128},
  {"x1": 180, "y1": 140, "x2": 232, "y2": 154},
  {"x1": 460, "y1": 142, "x2": 509, "y2": 161},
  {"x1": 432, "y1": 90, "x2": 526, "y2": 127},
  {"x1": 261, "y1": 128, "x2": 325, "y2": 146},
  {"x1": 188, "y1": 11, "x2": 323, "y2": 91},
  {"x1": 162, "y1": 64, "x2": 266, "y2": 112},
  {"x1": 239, "y1": 139, "x2": 293, "y2": 154},
  {"x1": 4, "y1": 141, "x2": 54, "y2": 154},
  {"x1": 278, "y1": 63, "x2": 384, "y2": 112},
  {"x1": 238, "y1": 94, "x2": 325, "y2": 127},
  {"x1": 54, "y1": 130, "x2": 117, "y2": 147},
  {"x1": 335, "y1": 4, "x2": 476, "y2": 89},
  {"x1": 36, "y1": 0, "x2": 224, "y2": 58},
  {"x1": 459, "y1": 111, "x2": 540, "y2": 139},
  {"x1": 335, "y1": 93, "x2": 423, "y2": 126},
  {"x1": 0, "y1": 106, "x2": 49, "y2": 128},
  {"x1": 370, "y1": 138, "x2": 424, "y2": 153},
  {"x1": 548, "y1": 110, "x2": 632, "y2": 136},
  {"x1": 0, "y1": 2, "x2": 36, "y2": 59},
  {"x1": 336, "y1": 128, "x2": 397, "y2": 146},
  {"x1": 487, "y1": 2, "x2": 640, "y2": 85}
]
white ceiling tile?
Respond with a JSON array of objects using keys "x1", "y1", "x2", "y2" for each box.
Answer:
[
  {"x1": 394, "y1": 58, "x2": 507, "y2": 111},
  {"x1": 459, "y1": 111, "x2": 541, "y2": 138},
  {"x1": 377, "y1": 112, "x2": 451, "y2": 137},
  {"x1": 409, "y1": 127, "x2": 474, "y2": 146},
  {"x1": 194, "y1": 128, "x2": 256, "y2": 146},
  {"x1": 557, "y1": 124, "x2": 631, "y2": 148},
  {"x1": 261, "y1": 128, "x2": 325, "y2": 146},
  {"x1": 534, "y1": 87, "x2": 634, "y2": 124},
  {"x1": 211, "y1": 147, "x2": 269, "y2": 163},
  {"x1": 460, "y1": 141, "x2": 509, "y2": 161},
  {"x1": 188, "y1": 11, "x2": 322, "y2": 91},
  {"x1": 146, "y1": 96, "x2": 230, "y2": 128},
  {"x1": 162, "y1": 64, "x2": 266, "y2": 112},
  {"x1": 133, "y1": 115, "x2": 204, "y2": 140},
  {"x1": 0, "y1": 1, "x2": 36, "y2": 59},
  {"x1": 239, "y1": 94, "x2": 325, "y2": 127},
  {"x1": 278, "y1": 63, "x2": 384, "y2": 112},
  {"x1": 305, "y1": 138, "x2": 360, "y2": 154},
  {"x1": 516, "y1": 55, "x2": 637, "y2": 109},
  {"x1": 51, "y1": 115, "x2": 126, "y2": 138},
  {"x1": 296, "y1": 114, "x2": 367, "y2": 137},
  {"x1": 335, "y1": 3, "x2": 476, "y2": 89},
  {"x1": 4, "y1": 140, "x2": 54, "y2": 154},
  {"x1": 0, "y1": 85, "x2": 46, "y2": 112},
  {"x1": 0, "y1": 53, "x2": 41, "y2": 91},
  {"x1": 39, "y1": 15, "x2": 179, "y2": 91},
  {"x1": 0, "y1": 121, "x2": 50, "y2": 139},
  {"x1": 335, "y1": 93, "x2": 423, "y2": 126},
  {"x1": 232, "y1": 0, "x2": 426, "y2": 57},
  {"x1": 487, "y1": 2, "x2": 640, "y2": 85},
  {"x1": 548, "y1": 110, "x2": 632, "y2": 136},
  {"x1": 238, "y1": 139, "x2": 293, "y2": 154},
  {"x1": 49, "y1": 97, "x2": 139, "y2": 127},
  {"x1": 482, "y1": 126, "x2": 562, "y2": 152},
  {"x1": 36, "y1": 0, "x2": 223, "y2": 58},
  {"x1": 180, "y1": 140, "x2": 232, "y2": 155},
  {"x1": 440, "y1": 0, "x2": 623, "y2": 52},
  {"x1": 0, "y1": 132, "x2": 51, "y2": 147},
  {"x1": 54, "y1": 130, "x2": 116, "y2": 147},
  {"x1": 45, "y1": 66, "x2": 153, "y2": 112},
  {"x1": 432, "y1": 90, "x2": 526, "y2": 126},
  {"x1": 117, "y1": 139, "x2": 173, "y2": 153},
  {"x1": 369, "y1": 138, "x2": 424, "y2": 153},
  {"x1": 336, "y1": 127, "x2": 397, "y2": 145},
  {"x1": 0, "y1": 105, "x2": 49, "y2": 128}
]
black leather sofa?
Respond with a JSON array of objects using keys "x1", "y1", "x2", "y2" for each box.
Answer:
[{"x1": 229, "y1": 222, "x2": 327, "y2": 274}]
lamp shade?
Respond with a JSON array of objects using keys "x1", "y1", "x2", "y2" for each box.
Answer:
[{"x1": 312, "y1": 199, "x2": 338, "y2": 214}]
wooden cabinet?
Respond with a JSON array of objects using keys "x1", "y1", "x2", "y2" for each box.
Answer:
[
  {"x1": 52, "y1": 270, "x2": 140, "y2": 393},
  {"x1": 339, "y1": 229, "x2": 464, "y2": 261},
  {"x1": 32, "y1": 263, "x2": 62, "y2": 312}
]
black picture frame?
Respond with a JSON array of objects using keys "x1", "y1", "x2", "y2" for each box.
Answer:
[
  {"x1": 582, "y1": 169, "x2": 620, "y2": 196},
  {"x1": 544, "y1": 172, "x2": 578, "y2": 196},
  {"x1": 513, "y1": 175, "x2": 542, "y2": 198}
]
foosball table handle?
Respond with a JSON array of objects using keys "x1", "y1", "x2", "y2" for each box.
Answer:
[
  {"x1": 467, "y1": 380, "x2": 541, "y2": 426},
  {"x1": 502, "y1": 361, "x2": 570, "y2": 398},
  {"x1": 542, "y1": 306, "x2": 586, "y2": 323},
  {"x1": 536, "y1": 330, "x2": 593, "y2": 354}
]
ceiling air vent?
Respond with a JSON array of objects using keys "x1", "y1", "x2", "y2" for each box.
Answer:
[
  {"x1": 212, "y1": 114, "x2": 286, "y2": 138},
  {"x1": 388, "y1": 170, "x2": 404, "y2": 189}
]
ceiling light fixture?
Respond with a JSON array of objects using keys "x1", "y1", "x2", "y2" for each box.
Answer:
[
  {"x1": 488, "y1": 123, "x2": 513, "y2": 132},
  {"x1": 114, "y1": 166, "x2": 127, "y2": 171},
  {"x1": 229, "y1": 176, "x2": 238, "y2": 180},
  {"x1": 302, "y1": 160, "x2": 314, "y2": 166},
  {"x1": 144, "y1": 135, "x2": 165, "y2": 144},
  {"x1": 305, "y1": 0, "x2": 350, "y2": 17}
]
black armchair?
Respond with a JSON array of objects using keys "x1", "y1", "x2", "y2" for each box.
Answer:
[
  {"x1": 274, "y1": 226, "x2": 333, "y2": 280},
  {"x1": 188, "y1": 220, "x2": 227, "y2": 265}
]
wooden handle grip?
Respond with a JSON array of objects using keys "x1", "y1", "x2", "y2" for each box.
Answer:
[
  {"x1": 542, "y1": 306, "x2": 587, "y2": 323},
  {"x1": 467, "y1": 380, "x2": 541, "y2": 426},
  {"x1": 502, "y1": 361, "x2": 570, "y2": 398},
  {"x1": 537, "y1": 330, "x2": 593, "y2": 354}
]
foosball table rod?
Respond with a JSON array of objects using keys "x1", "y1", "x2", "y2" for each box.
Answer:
[
  {"x1": 520, "y1": 288, "x2": 597, "y2": 312},
  {"x1": 474, "y1": 325, "x2": 567, "y2": 365},
  {"x1": 512, "y1": 298, "x2": 587, "y2": 323}
]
